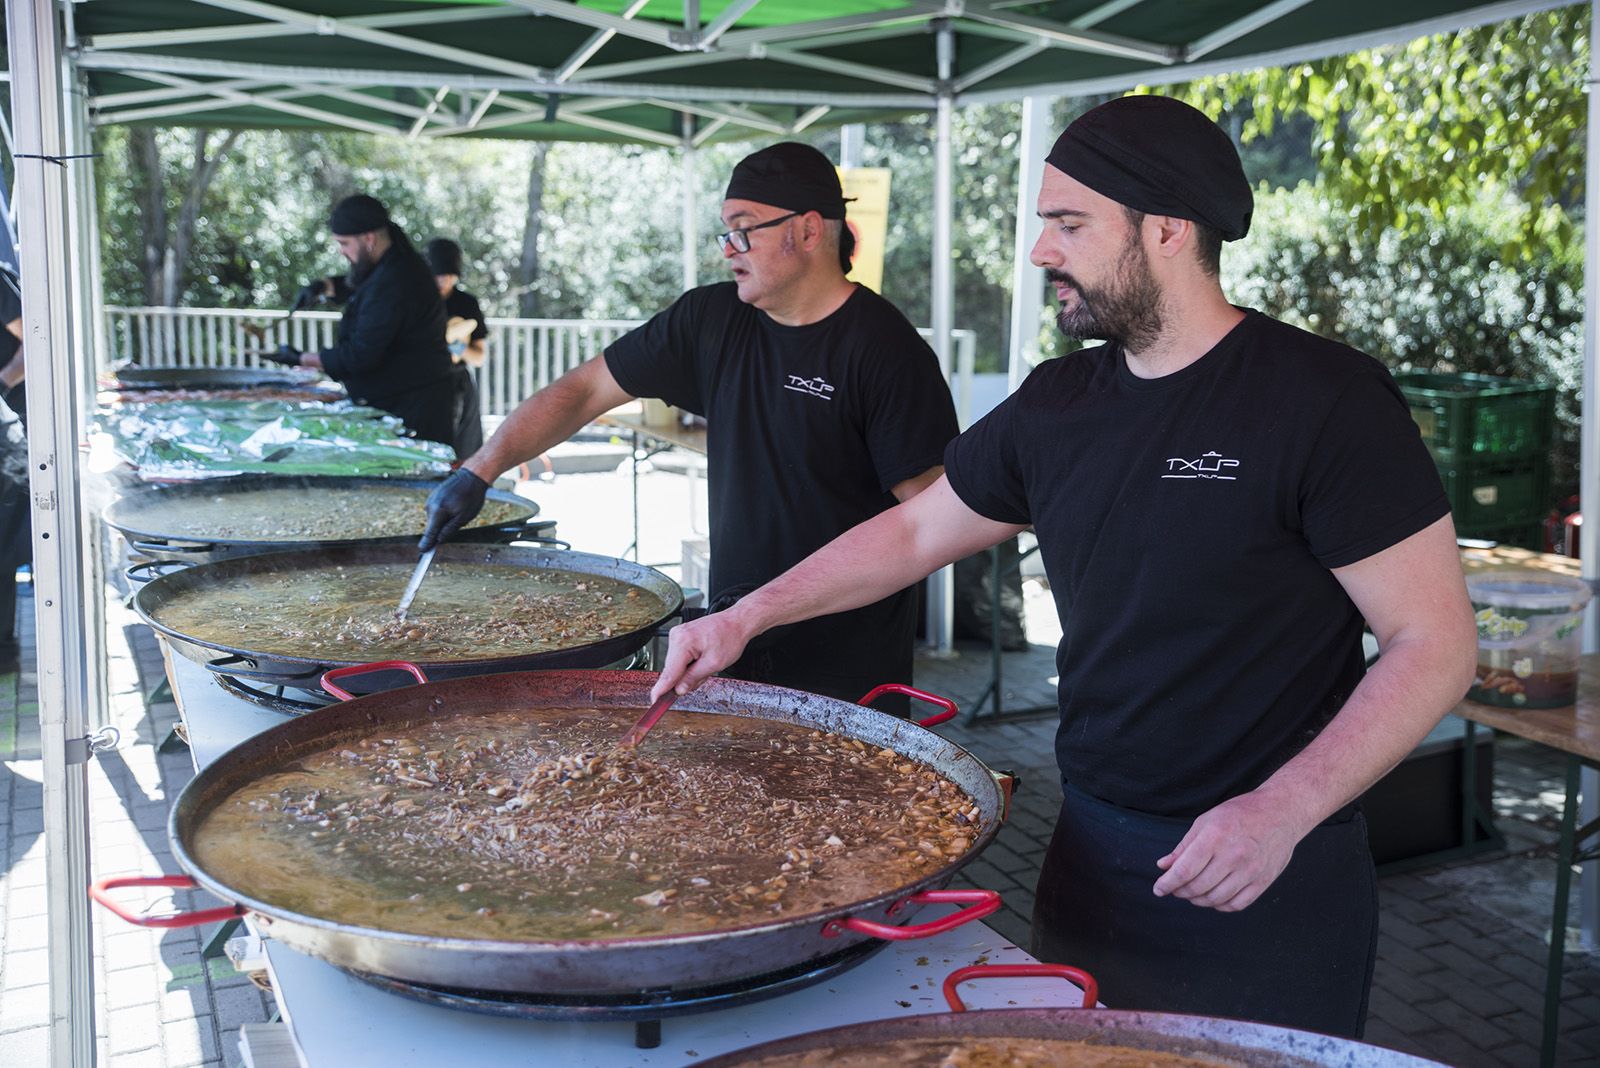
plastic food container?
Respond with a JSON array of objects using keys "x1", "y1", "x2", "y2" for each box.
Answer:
[{"x1": 1467, "y1": 569, "x2": 1593, "y2": 709}]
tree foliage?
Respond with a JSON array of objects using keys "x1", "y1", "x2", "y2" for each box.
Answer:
[{"x1": 1169, "y1": 6, "x2": 1588, "y2": 256}]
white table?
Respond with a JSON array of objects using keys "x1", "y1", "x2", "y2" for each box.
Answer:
[{"x1": 160, "y1": 650, "x2": 1088, "y2": 1067}]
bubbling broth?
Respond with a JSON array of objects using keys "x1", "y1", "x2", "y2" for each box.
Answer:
[
  {"x1": 190, "y1": 707, "x2": 982, "y2": 941},
  {"x1": 116, "y1": 485, "x2": 530, "y2": 542},
  {"x1": 150, "y1": 562, "x2": 663, "y2": 659},
  {"x1": 737, "y1": 1037, "x2": 1248, "y2": 1068}
]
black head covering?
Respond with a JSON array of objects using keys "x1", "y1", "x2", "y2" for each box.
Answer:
[
  {"x1": 426, "y1": 238, "x2": 464, "y2": 276},
  {"x1": 1046, "y1": 95, "x2": 1252, "y2": 241},
  {"x1": 328, "y1": 194, "x2": 391, "y2": 236},
  {"x1": 724, "y1": 142, "x2": 849, "y2": 220}
]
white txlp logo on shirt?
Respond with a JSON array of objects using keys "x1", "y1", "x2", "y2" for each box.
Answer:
[
  {"x1": 784, "y1": 375, "x2": 835, "y2": 400},
  {"x1": 1162, "y1": 451, "x2": 1240, "y2": 480}
]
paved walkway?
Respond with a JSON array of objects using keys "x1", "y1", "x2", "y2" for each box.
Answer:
[
  {"x1": 0, "y1": 582, "x2": 272, "y2": 1067},
  {"x1": 930, "y1": 636, "x2": 1600, "y2": 1068},
  {"x1": 2, "y1": 461, "x2": 1600, "y2": 1064}
]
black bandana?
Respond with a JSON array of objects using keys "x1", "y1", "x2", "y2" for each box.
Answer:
[
  {"x1": 426, "y1": 238, "x2": 463, "y2": 276},
  {"x1": 724, "y1": 142, "x2": 849, "y2": 220},
  {"x1": 1046, "y1": 95, "x2": 1252, "y2": 241},
  {"x1": 328, "y1": 194, "x2": 391, "y2": 236}
]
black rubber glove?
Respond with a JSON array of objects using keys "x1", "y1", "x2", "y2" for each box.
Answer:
[
  {"x1": 292, "y1": 280, "x2": 327, "y2": 312},
  {"x1": 420, "y1": 467, "x2": 490, "y2": 551},
  {"x1": 260, "y1": 344, "x2": 302, "y2": 367}
]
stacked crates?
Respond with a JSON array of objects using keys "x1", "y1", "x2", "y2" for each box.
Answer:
[{"x1": 1394, "y1": 372, "x2": 1556, "y2": 550}]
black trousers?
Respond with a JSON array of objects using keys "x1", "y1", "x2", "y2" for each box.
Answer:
[
  {"x1": 450, "y1": 366, "x2": 484, "y2": 461},
  {"x1": 1030, "y1": 783, "x2": 1378, "y2": 1037}
]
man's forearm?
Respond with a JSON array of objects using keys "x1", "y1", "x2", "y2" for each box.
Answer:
[
  {"x1": 464, "y1": 363, "x2": 621, "y2": 482},
  {"x1": 1252, "y1": 632, "x2": 1475, "y2": 835},
  {"x1": 732, "y1": 480, "x2": 1022, "y2": 639}
]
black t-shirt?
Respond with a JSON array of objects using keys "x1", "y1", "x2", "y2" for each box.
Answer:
[
  {"x1": 444, "y1": 288, "x2": 489, "y2": 342},
  {"x1": 945, "y1": 310, "x2": 1449, "y2": 817},
  {"x1": 606, "y1": 282, "x2": 958, "y2": 691},
  {"x1": 320, "y1": 245, "x2": 455, "y2": 444}
]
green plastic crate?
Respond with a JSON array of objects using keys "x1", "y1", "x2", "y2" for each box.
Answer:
[
  {"x1": 1438, "y1": 458, "x2": 1550, "y2": 530},
  {"x1": 1395, "y1": 372, "x2": 1556, "y2": 464}
]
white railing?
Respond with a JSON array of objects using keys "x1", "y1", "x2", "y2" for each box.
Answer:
[{"x1": 103, "y1": 306, "x2": 978, "y2": 421}]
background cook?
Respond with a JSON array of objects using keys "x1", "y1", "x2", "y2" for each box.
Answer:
[
  {"x1": 426, "y1": 236, "x2": 486, "y2": 459},
  {"x1": 651, "y1": 96, "x2": 1477, "y2": 1037},
  {"x1": 265, "y1": 195, "x2": 462, "y2": 456},
  {"x1": 422, "y1": 142, "x2": 959, "y2": 706}
]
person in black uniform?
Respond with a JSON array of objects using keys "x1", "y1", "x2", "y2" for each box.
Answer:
[
  {"x1": 652, "y1": 97, "x2": 1477, "y2": 1036},
  {"x1": 425, "y1": 238, "x2": 485, "y2": 458},
  {"x1": 0, "y1": 264, "x2": 29, "y2": 659},
  {"x1": 265, "y1": 195, "x2": 458, "y2": 452},
  {"x1": 421, "y1": 143, "x2": 958, "y2": 705}
]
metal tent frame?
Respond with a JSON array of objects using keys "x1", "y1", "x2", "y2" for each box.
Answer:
[{"x1": 4, "y1": 1, "x2": 1594, "y2": 1064}]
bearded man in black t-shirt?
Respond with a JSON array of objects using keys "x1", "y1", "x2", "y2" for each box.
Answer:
[
  {"x1": 653, "y1": 97, "x2": 1477, "y2": 1037},
  {"x1": 422, "y1": 143, "x2": 958, "y2": 703}
]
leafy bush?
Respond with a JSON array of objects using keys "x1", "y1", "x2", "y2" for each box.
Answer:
[{"x1": 1222, "y1": 182, "x2": 1582, "y2": 501}]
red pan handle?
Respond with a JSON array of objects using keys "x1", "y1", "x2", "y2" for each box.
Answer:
[
  {"x1": 943, "y1": 962, "x2": 1099, "y2": 1011},
  {"x1": 943, "y1": 963, "x2": 1099, "y2": 1011},
  {"x1": 857, "y1": 684, "x2": 959, "y2": 727},
  {"x1": 89, "y1": 875, "x2": 245, "y2": 929},
  {"x1": 320, "y1": 660, "x2": 431, "y2": 702},
  {"x1": 821, "y1": 888, "x2": 998, "y2": 940}
]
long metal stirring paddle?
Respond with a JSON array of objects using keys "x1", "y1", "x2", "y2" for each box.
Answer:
[{"x1": 394, "y1": 548, "x2": 437, "y2": 624}]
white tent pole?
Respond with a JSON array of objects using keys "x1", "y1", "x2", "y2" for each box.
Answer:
[
  {"x1": 1008, "y1": 95, "x2": 1051, "y2": 392},
  {"x1": 681, "y1": 116, "x2": 698, "y2": 292},
  {"x1": 1575, "y1": 0, "x2": 1600, "y2": 957},
  {"x1": 927, "y1": 19, "x2": 956, "y2": 657},
  {"x1": 839, "y1": 123, "x2": 865, "y2": 167},
  {"x1": 7, "y1": 0, "x2": 97, "y2": 1063}
]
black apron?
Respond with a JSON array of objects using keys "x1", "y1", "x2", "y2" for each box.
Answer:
[{"x1": 1031, "y1": 782, "x2": 1378, "y2": 1037}]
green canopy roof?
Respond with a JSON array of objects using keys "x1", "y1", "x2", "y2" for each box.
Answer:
[{"x1": 29, "y1": 1, "x2": 1571, "y2": 144}]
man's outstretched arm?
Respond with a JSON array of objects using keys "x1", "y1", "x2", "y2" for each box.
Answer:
[{"x1": 652, "y1": 477, "x2": 1027, "y2": 699}]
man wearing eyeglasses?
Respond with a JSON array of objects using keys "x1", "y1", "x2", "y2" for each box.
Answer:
[{"x1": 422, "y1": 142, "x2": 958, "y2": 705}]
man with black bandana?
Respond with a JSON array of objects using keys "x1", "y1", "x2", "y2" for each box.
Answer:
[
  {"x1": 422, "y1": 142, "x2": 958, "y2": 704},
  {"x1": 653, "y1": 97, "x2": 1476, "y2": 1036},
  {"x1": 266, "y1": 195, "x2": 458, "y2": 452}
]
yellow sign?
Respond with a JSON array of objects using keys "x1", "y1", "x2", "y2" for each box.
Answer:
[{"x1": 837, "y1": 167, "x2": 891, "y2": 293}]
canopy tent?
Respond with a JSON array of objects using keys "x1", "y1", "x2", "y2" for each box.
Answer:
[
  {"x1": 5, "y1": 2, "x2": 1596, "y2": 1066},
  {"x1": 54, "y1": 1, "x2": 1574, "y2": 146}
]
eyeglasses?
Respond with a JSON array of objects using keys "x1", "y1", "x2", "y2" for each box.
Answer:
[{"x1": 715, "y1": 211, "x2": 802, "y2": 254}]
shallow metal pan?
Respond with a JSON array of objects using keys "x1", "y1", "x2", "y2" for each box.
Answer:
[
  {"x1": 92, "y1": 669, "x2": 1007, "y2": 997},
  {"x1": 105, "y1": 475, "x2": 544, "y2": 564},
  {"x1": 697, "y1": 963, "x2": 1443, "y2": 1066},
  {"x1": 107, "y1": 366, "x2": 316, "y2": 391},
  {"x1": 132, "y1": 542, "x2": 682, "y2": 691}
]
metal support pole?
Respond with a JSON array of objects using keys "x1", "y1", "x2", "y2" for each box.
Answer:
[
  {"x1": 7, "y1": 1, "x2": 98, "y2": 1064},
  {"x1": 925, "y1": 20, "x2": 956, "y2": 657},
  {"x1": 64, "y1": 64, "x2": 110, "y2": 733},
  {"x1": 1008, "y1": 95, "x2": 1051, "y2": 393},
  {"x1": 1578, "y1": 0, "x2": 1600, "y2": 954},
  {"x1": 839, "y1": 123, "x2": 866, "y2": 168},
  {"x1": 681, "y1": 115, "x2": 698, "y2": 293}
]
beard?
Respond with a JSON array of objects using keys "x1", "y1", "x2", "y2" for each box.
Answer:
[
  {"x1": 1048, "y1": 235, "x2": 1164, "y2": 352},
  {"x1": 346, "y1": 245, "x2": 379, "y2": 288}
]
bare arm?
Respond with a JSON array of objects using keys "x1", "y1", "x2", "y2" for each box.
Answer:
[
  {"x1": 652, "y1": 477, "x2": 1026, "y2": 699},
  {"x1": 462, "y1": 355, "x2": 633, "y2": 482},
  {"x1": 890, "y1": 465, "x2": 944, "y2": 503},
  {"x1": 1152, "y1": 513, "x2": 1477, "y2": 911},
  {"x1": 461, "y1": 338, "x2": 487, "y2": 368}
]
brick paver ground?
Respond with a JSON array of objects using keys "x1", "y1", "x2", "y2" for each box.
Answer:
[
  {"x1": 0, "y1": 582, "x2": 273, "y2": 1067},
  {"x1": 930, "y1": 635, "x2": 1600, "y2": 1068},
  {"x1": 2, "y1": 525, "x2": 1599, "y2": 1064}
]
